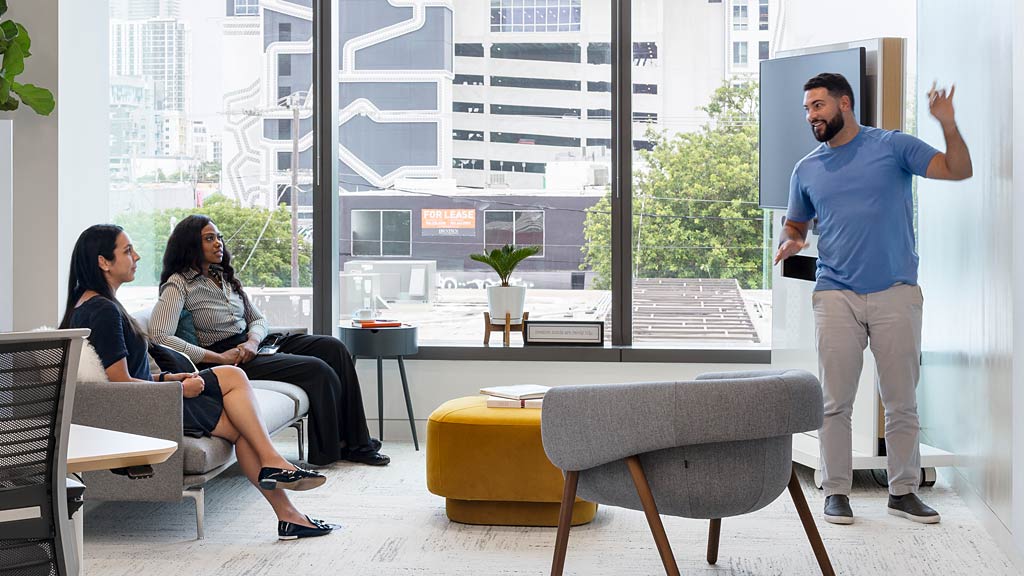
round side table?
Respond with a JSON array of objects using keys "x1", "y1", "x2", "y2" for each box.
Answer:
[{"x1": 338, "y1": 324, "x2": 419, "y2": 450}]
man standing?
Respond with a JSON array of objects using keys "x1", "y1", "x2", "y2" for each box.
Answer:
[{"x1": 774, "y1": 73, "x2": 972, "y2": 525}]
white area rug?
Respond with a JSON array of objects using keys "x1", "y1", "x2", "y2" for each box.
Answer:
[{"x1": 81, "y1": 433, "x2": 1019, "y2": 575}]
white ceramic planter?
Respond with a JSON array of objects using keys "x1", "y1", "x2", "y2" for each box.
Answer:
[{"x1": 487, "y1": 285, "x2": 527, "y2": 324}]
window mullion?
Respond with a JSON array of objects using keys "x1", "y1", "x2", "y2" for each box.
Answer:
[{"x1": 611, "y1": 0, "x2": 632, "y2": 346}]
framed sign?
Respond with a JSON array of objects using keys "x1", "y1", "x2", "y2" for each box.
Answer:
[{"x1": 523, "y1": 321, "x2": 604, "y2": 346}]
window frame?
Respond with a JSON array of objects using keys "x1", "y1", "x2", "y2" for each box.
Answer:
[
  {"x1": 732, "y1": 2, "x2": 749, "y2": 30},
  {"x1": 490, "y1": 0, "x2": 582, "y2": 33},
  {"x1": 234, "y1": 0, "x2": 259, "y2": 17},
  {"x1": 309, "y1": 0, "x2": 768, "y2": 363},
  {"x1": 350, "y1": 209, "x2": 413, "y2": 258},
  {"x1": 483, "y1": 209, "x2": 546, "y2": 257},
  {"x1": 733, "y1": 41, "x2": 749, "y2": 66}
]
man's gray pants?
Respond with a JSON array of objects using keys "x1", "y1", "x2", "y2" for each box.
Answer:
[{"x1": 813, "y1": 283, "x2": 923, "y2": 497}]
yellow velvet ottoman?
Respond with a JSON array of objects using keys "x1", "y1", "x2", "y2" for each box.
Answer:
[{"x1": 426, "y1": 396, "x2": 597, "y2": 526}]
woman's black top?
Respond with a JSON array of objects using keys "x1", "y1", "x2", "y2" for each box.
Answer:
[
  {"x1": 69, "y1": 296, "x2": 224, "y2": 437},
  {"x1": 71, "y1": 297, "x2": 151, "y2": 378}
]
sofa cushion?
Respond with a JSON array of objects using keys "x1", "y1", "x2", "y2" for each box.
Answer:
[
  {"x1": 182, "y1": 389, "x2": 298, "y2": 475},
  {"x1": 175, "y1": 308, "x2": 199, "y2": 345},
  {"x1": 250, "y1": 380, "x2": 309, "y2": 418},
  {"x1": 183, "y1": 436, "x2": 234, "y2": 476},
  {"x1": 254, "y1": 388, "x2": 298, "y2": 432}
]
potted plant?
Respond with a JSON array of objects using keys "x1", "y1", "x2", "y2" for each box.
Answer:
[
  {"x1": 470, "y1": 244, "x2": 540, "y2": 324},
  {"x1": 0, "y1": 1, "x2": 56, "y2": 115}
]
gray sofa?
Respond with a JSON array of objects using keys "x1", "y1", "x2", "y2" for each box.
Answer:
[
  {"x1": 70, "y1": 309, "x2": 309, "y2": 539},
  {"x1": 541, "y1": 369, "x2": 834, "y2": 576}
]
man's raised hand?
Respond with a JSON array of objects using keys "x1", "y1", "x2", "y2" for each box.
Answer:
[{"x1": 928, "y1": 81, "x2": 957, "y2": 127}]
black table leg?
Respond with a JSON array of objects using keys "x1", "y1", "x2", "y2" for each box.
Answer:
[
  {"x1": 376, "y1": 356, "x2": 384, "y2": 440},
  {"x1": 397, "y1": 356, "x2": 418, "y2": 451}
]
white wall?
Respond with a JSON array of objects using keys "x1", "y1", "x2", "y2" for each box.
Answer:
[
  {"x1": 0, "y1": 120, "x2": 11, "y2": 331},
  {"x1": 916, "y1": 0, "x2": 1019, "y2": 562},
  {"x1": 3, "y1": 1, "x2": 59, "y2": 330},
  {"x1": 3, "y1": 0, "x2": 109, "y2": 330},
  {"x1": 1015, "y1": 0, "x2": 1024, "y2": 562}
]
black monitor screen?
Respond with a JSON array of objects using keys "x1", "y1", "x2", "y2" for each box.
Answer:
[{"x1": 759, "y1": 47, "x2": 866, "y2": 209}]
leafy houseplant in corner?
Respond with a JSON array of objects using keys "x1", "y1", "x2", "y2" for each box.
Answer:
[
  {"x1": 0, "y1": 0, "x2": 56, "y2": 115},
  {"x1": 470, "y1": 244, "x2": 540, "y2": 324}
]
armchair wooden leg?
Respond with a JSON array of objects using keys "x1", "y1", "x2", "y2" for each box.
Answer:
[
  {"x1": 787, "y1": 466, "x2": 835, "y2": 576},
  {"x1": 626, "y1": 456, "x2": 681, "y2": 576},
  {"x1": 551, "y1": 470, "x2": 579, "y2": 576},
  {"x1": 707, "y1": 518, "x2": 721, "y2": 565}
]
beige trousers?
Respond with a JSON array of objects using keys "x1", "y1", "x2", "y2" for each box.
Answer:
[{"x1": 812, "y1": 283, "x2": 924, "y2": 497}]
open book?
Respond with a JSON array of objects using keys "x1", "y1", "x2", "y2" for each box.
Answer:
[{"x1": 479, "y1": 384, "x2": 550, "y2": 401}]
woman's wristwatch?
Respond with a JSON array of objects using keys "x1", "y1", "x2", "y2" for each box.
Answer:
[{"x1": 157, "y1": 371, "x2": 172, "y2": 382}]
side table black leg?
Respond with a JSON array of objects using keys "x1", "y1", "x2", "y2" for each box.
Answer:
[
  {"x1": 397, "y1": 356, "x2": 418, "y2": 450},
  {"x1": 376, "y1": 356, "x2": 384, "y2": 441}
]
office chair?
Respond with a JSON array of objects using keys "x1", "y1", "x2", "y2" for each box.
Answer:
[{"x1": 0, "y1": 329, "x2": 88, "y2": 576}]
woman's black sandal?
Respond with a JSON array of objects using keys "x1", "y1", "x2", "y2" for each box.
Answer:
[{"x1": 258, "y1": 466, "x2": 326, "y2": 491}]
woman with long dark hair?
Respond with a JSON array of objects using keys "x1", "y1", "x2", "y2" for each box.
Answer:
[
  {"x1": 62, "y1": 224, "x2": 335, "y2": 540},
  {"x1": 149, "y1": 215, "x2": 388, "y2": 466}
]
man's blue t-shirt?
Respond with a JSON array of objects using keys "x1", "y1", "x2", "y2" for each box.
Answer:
[{"x1": 786, "y1": 125, "x2": 939, "y2": 294}]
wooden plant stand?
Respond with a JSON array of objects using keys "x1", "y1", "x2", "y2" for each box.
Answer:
[{"x1": 484, "y1": 311, "x2": 529, "y2": 347}]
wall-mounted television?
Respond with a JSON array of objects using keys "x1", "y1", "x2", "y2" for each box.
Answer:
[{"x1": 758, "y1": 47, "x2": 866, "y2": 209}]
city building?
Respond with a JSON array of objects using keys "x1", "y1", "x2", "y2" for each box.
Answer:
[
  {"x1": 110, "y1": 0, "x2": 181, "y2": 19},
  {"x1": 110, "y1": 18, "x2": 191, "y2": 113}
]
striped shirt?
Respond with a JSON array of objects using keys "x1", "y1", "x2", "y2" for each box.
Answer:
[{"x1": 149, "y1": 267, "x2": 269, "y2": 363}]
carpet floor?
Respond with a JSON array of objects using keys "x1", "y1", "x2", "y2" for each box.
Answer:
[{"x1": 80, "y1": 433, "x2": 1019, "y2": 575}]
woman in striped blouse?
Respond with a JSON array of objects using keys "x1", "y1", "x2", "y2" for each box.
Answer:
[{"x1": 149, "y1": 215, "x2": 389, "y2": 467}]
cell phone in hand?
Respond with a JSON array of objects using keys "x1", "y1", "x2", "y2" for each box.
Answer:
[{"x1": 782, "y1": 254, "x2": 817, "y2": 282}]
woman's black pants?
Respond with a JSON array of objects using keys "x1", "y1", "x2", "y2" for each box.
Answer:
[{"x1": 204, "y1": 334, "x2": 372, "y2": 466}]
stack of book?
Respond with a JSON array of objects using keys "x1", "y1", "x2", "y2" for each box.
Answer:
[
  {"x1": 479, "y1": 384, "x2": 550, "y2": 409},
  {"x1": 352, "y1": 319, "x2": 403, "y2": 328}
]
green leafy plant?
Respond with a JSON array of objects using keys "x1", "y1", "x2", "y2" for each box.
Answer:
[
  {"x1": 0, "y1": 0, "x2": 55, "y2": 115},
  {"x1": 470, "y1": 244, "x2": 540, "y2": 287}
]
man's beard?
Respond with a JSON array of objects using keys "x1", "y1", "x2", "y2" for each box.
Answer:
[{"x1": 811, "y1": 112, "x2": 845, "y2": 142}]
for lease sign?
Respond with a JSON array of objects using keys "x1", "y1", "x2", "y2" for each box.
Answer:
[{"x1": 421, "y1": 209, "x2": 476, "y2": 237}]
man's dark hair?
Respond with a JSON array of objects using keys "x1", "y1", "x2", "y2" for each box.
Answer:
[{"x1": 803, "y1": 72, "x2": 855, "y2": 110}]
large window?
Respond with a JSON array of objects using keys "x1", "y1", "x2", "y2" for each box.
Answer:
[
  {"x1": 627, "y1": 0, "x2": 769, "y2": 348},
  {"x1": 337, "y1": 0, "x2": 606, "y2": 346},
  {"x1": 351, "y1": 210, "x2": 412, "y2": 257},
  {"x1": 100, "y1": 0, "x2": 917, "y2": 355},
  {"x1": 109, "y1": 0, "x2": 314, "y2": 331},
  {"x1": 490, "y1": 0, "x2": 582, "y2": 33},
  {"x1": 484, "y1": 211, "x2": 545, "y2": 255}
]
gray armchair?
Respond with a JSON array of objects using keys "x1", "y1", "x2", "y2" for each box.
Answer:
[{"x1": 541, "y1": 369, "x2": 834, "y2": 576}]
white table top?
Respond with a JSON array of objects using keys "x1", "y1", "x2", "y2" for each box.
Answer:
[{"x1": 67, "y1": 424, "x2": 178, "y2": 474}]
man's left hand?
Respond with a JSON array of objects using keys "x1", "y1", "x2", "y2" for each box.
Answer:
[
  {"x1": 928, "y1": 81, "x2": 957, "y2": 127},
  {"x1": 238, "y1": 340, "x2": 259, "y2": 364}
]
